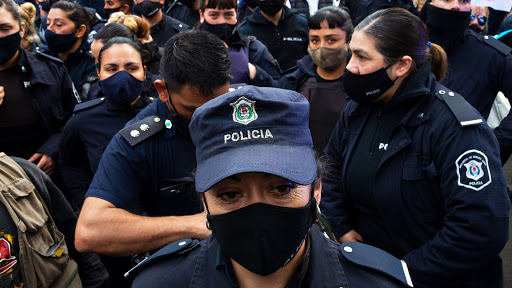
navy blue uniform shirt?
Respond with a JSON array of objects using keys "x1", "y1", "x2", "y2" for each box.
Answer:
[
  {"x1": 59, "y1": 95, "x2": 152, "y2": 209},
  {"x1": 321, "y1": 66, "x2": 510, "y2": 287},
  {"x1": 85, "y1": 99, "x2": 202, "y2": 216},
  {"x1": 151, "y1": 14, "x2": 189, "y2": 48},
  {"x1": 132, "y1": 228, "x2": 411, "y2": 287}
]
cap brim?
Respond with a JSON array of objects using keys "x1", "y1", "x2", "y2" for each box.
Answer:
[{"x1": 195, "y1": 145, "x2": 317, "y2": 192}]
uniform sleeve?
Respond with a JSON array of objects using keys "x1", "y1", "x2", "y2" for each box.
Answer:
[
  {"x1": 85, "y1": 133, "x2": 145, "y2": 212},
  {"x1": 37, "y1": 64, "x2": 78, "y2": 159},
  {"x1": 58, "y1": 116, "x2": 93, "y2": 209},
  {"x1": 248, "y1": 40, "x2": 281, "y2": 79},
  {"x1": 319, "y1": 106, "x2": 354, "y2": 239},
  {"x1": 490, "y1": 53, "x2": 512, "y2": 163},
  {"x1": 403, "y1": 121, "x2": 510, "y2": 286}
]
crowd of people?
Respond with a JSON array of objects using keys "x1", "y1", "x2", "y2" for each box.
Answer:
[{"x1": 0, "y1": 0, "x2": 512, "y2": 286}]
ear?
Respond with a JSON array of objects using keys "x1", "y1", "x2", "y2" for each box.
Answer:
[
  {"x1": 154, "y1": 79, "x2": 169, "y2": 102},
  {"x1": 75, "y1": 24, "x2": 87, "y2": 38},
  {"x1": 143, "y1": 65, "x2": 147, "y2": 80},
  {"x1": 96, "y1": 67, "x2": 100, "y2": 78},
  {"x1": 159, "y1": 0, "x2": 165, "y2": 5},
  {"x1": 394, "y1": 55, "x2": 413, "y2": 78},
  {"x1": 199, "y1": 9, "x2": 204, "y2": 23},
  {"x1": 19, "y1": 22, "x2": 26, "y2": 39},
  {"x1": 313, "y1": 180, "x2": 322, "y2": 206},
  {"x1": 120, "y1": 4, "x2": 130, "y2": 14}
]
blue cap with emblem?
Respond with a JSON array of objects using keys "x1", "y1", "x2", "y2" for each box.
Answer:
[{"x1": 190, "y1": 86, "x2": 316, "y2": 193}]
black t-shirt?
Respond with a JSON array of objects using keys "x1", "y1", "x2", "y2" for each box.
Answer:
[
  {"x1": 0, "y1": 65, "x2": 47, "y2": 159},
  {"x1": 0, "y1": 204, "x2": 22, "y2": 288}
]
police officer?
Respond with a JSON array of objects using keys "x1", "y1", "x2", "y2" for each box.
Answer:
[
  {"x1": 321, "y1": 8, "x2": 510, "y2": 288},
  {"x1": 128, "y1": 86, "x2": 414, "y2": 287},
  {"x1": 0, "y1": 0, "x2": 78, "y2": 177},
  {"x1": 426, "y1": 0, "x2": 512, "y2": 163},
  {"x1": 134, "y1": 0, "x2": 189, "y2": 47},
  {"x1": 74, "y1": 30, "x2": 232, "y2": 256},
  {"x1": 59, "y1": 37, "x2": 153, "y2": 211},
  {"x1": 44, "y1": 1, "x2": 97, "y2": 101}
]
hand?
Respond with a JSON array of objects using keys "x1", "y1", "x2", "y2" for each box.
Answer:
[
  {"x1": 28, "y1": 153, "x2": 55, "y2": 175},
  {"x1": 0, "y1": 86, "x2": 4, "y2": 106},
  {"x1": 338, "y1": 229, "x2": 363, "y2": 243},
  {"x1": 188, "y1": 212, "x2": 212, "y2": 240},
  {"x1": 248, "y1": 63, "x2": 256, "y2": 80}
]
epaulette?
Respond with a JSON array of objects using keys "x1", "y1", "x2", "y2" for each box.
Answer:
[
  {"x1": 119, "y1": 116, "x2": 166, "y2": 146},
  {"x1": 340, "y1": 242, "x2": 413, "y2": 287},
  {"x1": 73, "y1": 97, "x2": 105, "y2": 113},
  {"x1": 229, "y1": 83, "x2": 247, "y2": 92},
  {"x1": 35, "y1": 51, "x2": 64, "y2": 64},
  {"x1": 479, "y1": 34, "x2": 512, "y2": 55},
  {"x1": 436, "y1": 89, "x2": 483, "y2": 127},
  {"x1": 124, "y1": 239, "x2": 199, "y2": 278}
]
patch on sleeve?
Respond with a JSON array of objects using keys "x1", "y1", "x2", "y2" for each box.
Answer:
[{"x1": 456, "y1": 149, "x2": 492, "y2": 191}]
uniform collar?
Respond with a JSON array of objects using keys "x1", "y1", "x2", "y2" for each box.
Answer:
[{"x1": 156, "y1": 98, "x2": 177, "y2": 140}]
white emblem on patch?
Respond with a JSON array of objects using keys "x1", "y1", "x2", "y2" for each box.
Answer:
[
  {"x1": 455, "y1": 149, "x2": 492, "y2": 191},
  {"x1": 230, "y1": 97, "x2": 258, "y2": 125}
]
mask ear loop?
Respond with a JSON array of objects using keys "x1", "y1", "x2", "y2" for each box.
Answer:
[
  {"x1": 201, "y1": 193, "x2": 212, "y2": 230},
  {"x1": 165, "y1": 84, "x2": 180, "y2": 114}
]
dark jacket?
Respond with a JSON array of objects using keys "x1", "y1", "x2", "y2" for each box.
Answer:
[
  {"x1": 321, "y1": 66, "x2": 510, "y2": 287},
  {"x1": 342, "y1": 0, "x2": 418, "y2": 25},
  {"x1": 17, "y1": 50, "x2": 78, "y2": 160},
  {"x1": 59, "y1": 95, "x2": 153, "y2": 209},
  {"x1": 132, "y1": 228, "x2": 413, "y2": 287},
  {"x1": 288, "y1": 0, "x2": 338, "y2": 18},
  {"x1": 151, "y1": 14, "x2": 190, "y2": 47},
  {"x1": 238, "y1": 6, "x2": 308, "y2": 72},
  {"x1": 433, "y1": 29, "x2": 512, "y2": 163},
  {"x1": 11, "y1": 157, "x2": 109, "y2": 288},
  {"x1": 164, "y1": 0, "x2": 200, "y2": 27}
]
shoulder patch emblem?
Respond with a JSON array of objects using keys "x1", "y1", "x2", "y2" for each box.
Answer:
[
  {"x1": 230, "y1": 97, "x2": 258, "y2": 125},
  {"x1": 456, "y1": 149, "x2": 492, "y2": 191}
]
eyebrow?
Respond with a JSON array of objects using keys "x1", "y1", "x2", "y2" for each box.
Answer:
[{"x1": 351, "y1": 48, "x2": 369, "y2": 56}]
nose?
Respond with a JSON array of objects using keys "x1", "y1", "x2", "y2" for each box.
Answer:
[
  {"x1": 451, "y1": 1, "x2": 460, "y2": 11},
  {"x1": 345, "y1": 58, "x2": 359, "y2": 74}
]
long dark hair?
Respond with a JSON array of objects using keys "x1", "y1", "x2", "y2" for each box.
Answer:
[{"x1": 355, "y1": 8, "x2": 447, "y2": 80}]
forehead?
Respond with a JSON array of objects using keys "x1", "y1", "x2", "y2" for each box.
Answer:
[
  {"x1": 471, "y1": 6, "x2": 487, "y2": 15},
  {"x1": 349, "y1": 30, "x2": 379, "y2": 54},
  {"x1": 48, "y1": 8, "x2": 70, "y2": 21},
  {"x1": 0, "y1": 7, "x2": 18, "y2": 26},
  {"x1": 101, "y1": 43, "x2": 142, "y2": 64}
]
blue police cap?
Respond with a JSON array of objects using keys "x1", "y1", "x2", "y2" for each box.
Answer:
[{"x1": 190, "y1": 86, "x2": 317, "y2": 192}]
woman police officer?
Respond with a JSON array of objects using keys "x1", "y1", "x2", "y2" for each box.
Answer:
[
  {"x1": 130, "y1": 86, "x2": 415, "y2": 288},
  {"x1": 321, "y1": 8, "x2": 510, "y2": 288}
]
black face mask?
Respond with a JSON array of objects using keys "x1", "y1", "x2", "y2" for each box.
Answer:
[
  {"x1": 468, "y1": 24, "x2": 484, "y2": 34},
  {"x1": 207, "y1": 198, "x2": 317, "y2": 276},
  {"x1": 44, "y1": 29, "x2": 77, "y2": 53},
  {"x1": 165, "y1": 86, "x2": 192, "y2": 137},
  {"x1": 257, "y1": 0, "x2": 284, "y2": 16},
  {"x1": 39, "y1": 0, "x2": 51, "y2": 12},
  {"x1": 104, "y1": 6, "x2": 121, "y2": 20},
  {"x1": 138, "y1": 0, "x2": 161, "y2": 18},
  {"x1": 202, "y1": 20, "x2": 236, "y2": 43},
  {"x1": 426, "y1": 4, "x2": 471, "y2": 51},
  {"x1": 342, "y1": 65, "x2": 397, "y2": 105},
  {"x1": 0, "y1": 31, "x2": 21, "y2": 65},
  {"x1": 142, "y1": 41, "x2": 160, "y2": 63}
]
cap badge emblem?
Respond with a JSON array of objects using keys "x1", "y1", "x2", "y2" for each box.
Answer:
[{"x1": 230, "y1": 97, "x2": 258, "y2": 125}]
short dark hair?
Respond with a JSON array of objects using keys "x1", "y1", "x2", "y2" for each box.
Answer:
[
  {"x1": 0, "y1": 0, "x2": 21, "y2": 23},
  {"x1": 51, "y1": 0, "x2": 93, "y2": 40},
  {"x1": 119, "y1": 0, "x2": 133, "y2": 11},
  {"x1": 160, "y1": 30, "x2": 232, "y2": 98},
  {"x1": 355, "y1": 8, "x2": 447, "y2": 80},
  {"x1": 97, "y1": 36, "x2": 144, "y2": 68},
  {"x1": 199, "y1": 0, "x2": 236, "y2": 12},
  {"x1": 308, "y1": 6, "x2": 353, "y2": 41}
]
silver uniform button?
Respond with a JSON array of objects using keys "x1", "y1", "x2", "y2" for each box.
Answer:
[
  {"x1": 484, "y1": 35, "x2": 489, "y2": 39},
  {"x1": 140, "y1": 124, "x2": 150, "y2": 131},
  {"x1": 178, "y1": 241, "x2": 187, "y2": 246},
  {"x1": 344, "y1": 246, "x2": 353, "y2": 253},
  {"x1": 448, "y1": 92, "x2": 455, "y2": 96},
  {"x1": 130, "y1": 130, "x2": 140, "y2": 138},
  {"x1": 100, "y1": 97, "x2": 105, "y2": 101},
  {"x1": 154, "y1": 117, "x2": 161, "y2": 123},
  {"x1": 438, "y1": 90, "x2": 446, "y2": 95}
]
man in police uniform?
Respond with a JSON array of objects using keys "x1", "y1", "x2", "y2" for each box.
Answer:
[
  {"x1": 74, "y1": 30, "x2": 232, "y2": 256},
  {"x1": 426, "y1": 0, "x2": 512, "y2": 163}
]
